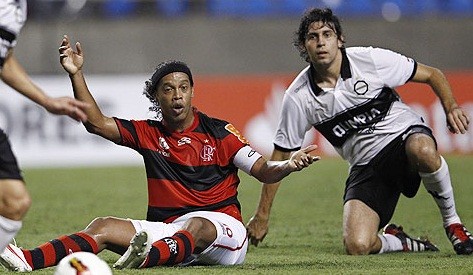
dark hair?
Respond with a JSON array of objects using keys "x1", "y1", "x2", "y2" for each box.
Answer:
[
  {"x1": 294, "y1": 8, "x2": 345, "y2": 62},
  {"x1": 143, "y1": 60, "x2": 193, "y2": 119}
]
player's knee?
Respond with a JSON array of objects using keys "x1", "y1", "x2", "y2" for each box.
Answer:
[
  {"x1": 1, "y1": 188, "x2": 31, "y2": 220},
  {"x1": 84, "y1": 216, "x2": 114, "y2": 235},
  {"x1": 406, "y1": 135, "x2": 440, "y2": 171},
  {"x1": 183, "y1": 217, "x2": 216, "y2": 253},
  {"x1": 344, "y1": 236, "x2": 372, "y2": 255}
]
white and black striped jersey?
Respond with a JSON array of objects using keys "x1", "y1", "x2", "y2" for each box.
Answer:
[
  {"x1": 0, "y1": 0, "x2": 27, "y2": 69},
  {"x1": 274, "y1": 46, "x2": 428, "y2": 166}
]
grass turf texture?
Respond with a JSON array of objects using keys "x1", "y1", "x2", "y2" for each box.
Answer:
[{"x1": 6, "y1": 155, "x2": 473, "y2": 274}]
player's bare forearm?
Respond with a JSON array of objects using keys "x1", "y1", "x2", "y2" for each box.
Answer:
[
  {"x1": 1, "y1": 51, "x2": 88, "y2": 122},
  {"x1": 251, "y1": 145, "x2": 319, "y2": 183},
  {"x1": 69, "y1": 71, "x2": 120, "y2": 142},
  {"x1": 412, "y1": 63, "x2": 469, "y2": 134},
  {"x1": 246, "y1": 182, "x2": 280, "y2": 246},
  {"x1": 1, "y1": 52, "x2": 48, "y2": 106}
]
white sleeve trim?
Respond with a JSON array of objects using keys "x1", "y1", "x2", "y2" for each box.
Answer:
[{"x1": 233, "y1": 145, "x2": 262, "y2": 175}]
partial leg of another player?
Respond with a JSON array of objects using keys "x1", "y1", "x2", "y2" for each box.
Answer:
[
  {"x1": 0, "y1": 179, "x2": 31, "y2": 251},
  {"x1": 406, "y1": 133, "x2": 473, "y2": 255}
]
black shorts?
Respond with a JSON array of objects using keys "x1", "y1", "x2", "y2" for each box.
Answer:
[
  {"x1": 0, "y1": 128, "x2": 23, "y2": 180},
  {"x1": 343, "y1": 126, "x2": 435, "y2": 229}
]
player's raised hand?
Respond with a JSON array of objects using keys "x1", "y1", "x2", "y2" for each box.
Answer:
[{"x1": 59, "y1": 35, "x2": 84, "y2": 75}]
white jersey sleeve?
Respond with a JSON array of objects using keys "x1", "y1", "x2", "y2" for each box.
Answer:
[
  {"x1": 233, "y1": 145, "x2": 262, "y2": 175},
  {"x1": 273, "y1": 68, "x2": 314, "y2": 151},
  {"x1": 370, "y1": 47, "x2": 416, "y2": 88},
  {"x1": 0, "y1": 0, "x2": 27, "y2": 68}
]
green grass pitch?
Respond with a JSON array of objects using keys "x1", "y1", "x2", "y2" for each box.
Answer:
[{"x1": 8, "y1": 155, "x2": 473, "y2": 274}]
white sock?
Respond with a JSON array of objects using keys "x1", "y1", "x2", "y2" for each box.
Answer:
[
  {"x1": 378, "y1": 234, "x2": 403, "y2": 253},
  {"x1": 419, "y1": 156, "x2": 461, "y2": 228},
  {"x1": 0, "y1": 215, "x2": 22, "y2": 251}
]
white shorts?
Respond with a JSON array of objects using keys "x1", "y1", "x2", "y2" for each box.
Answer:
[{"x1": 130, "y1": 211, "x2": 248, "y2": 265}]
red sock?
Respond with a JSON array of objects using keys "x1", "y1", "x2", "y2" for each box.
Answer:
[
  {"x1": 142, "y1": 230, "x2": 195, "y2": 267},
  {"x1": 22, "y1": 232, "x2": 98, "y2": 270}
]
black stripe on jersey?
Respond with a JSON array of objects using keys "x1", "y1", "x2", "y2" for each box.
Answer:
[
  {"x1": 146, "y1": 195, "x2": 241, "y2": 222},
  {"x1": 194, "y1": 112, "x2": 233, "y2": 139},
  {"x1": 142, "y1": 149, "x2": 238, "y2": 191},
  {"x1": 118, "y1": 118, "x2": 139, "y2": 143},
  {"x1": 0, "y1": 27, "x2": 16, "y2": 43},
  {"x1": 314, "y1": 87, "x2": 399, "y2": 147},
  {"x1": 147, "y1": 112, "x2": 233, "y2": 140}
]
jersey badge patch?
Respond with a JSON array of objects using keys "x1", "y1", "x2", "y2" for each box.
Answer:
[{"x1": 354, "y1": 80, "x2": 369, "y2": 95}]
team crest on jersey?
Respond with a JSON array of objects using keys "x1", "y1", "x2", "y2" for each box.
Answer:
[
  {"x1": 200, "y1": 145, "x2": 216, "y2": 162},
  {"x1": 225, "y1": 124, "x2": 249, "y2": 144},
  {"x1": 354, "y1": 80, "x2": 369, "y2": 95}
]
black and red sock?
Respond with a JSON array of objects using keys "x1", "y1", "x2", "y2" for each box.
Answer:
[
  {"x1": 22, "y1": 232, "x2": 98, "y2": 270},
  {"x1": 142, "y1": 230, "x2": 195, "y2": 267}
]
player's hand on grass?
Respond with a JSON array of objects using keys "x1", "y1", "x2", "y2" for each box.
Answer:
[
  {"x1": 288, "y1": 144, "x2": 320, "y2": 171},
  {"x1": 246, "y1": 214, "x2": 269, "y2": 247},
  {"x1": 59, "y1": 35, "x2": 84, "y2": 75}
]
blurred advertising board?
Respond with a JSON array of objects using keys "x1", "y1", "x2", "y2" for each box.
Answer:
[{"x1": 1, "y1": 72, "x2": 472, "y2": 168}]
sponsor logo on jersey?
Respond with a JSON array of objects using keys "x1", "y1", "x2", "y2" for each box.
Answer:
[
  {"x1": 177, "y1": 137, "x2": 191, "y2": 146},
  {"x1": 225, "y1": 124, "x2": 249, "y2": 144},
  {"x1": 294, "y1": 80, "x2": 308, "y2": 94},
  {"x1": 332, "y1": 108, "x2": 381, "y2": 137},
  {"x1": 200, "y1": 144, "x2": 216, "y2": 162},
  {"x1": 314, "y1": 87, "x2": 397, "y2": 147}
]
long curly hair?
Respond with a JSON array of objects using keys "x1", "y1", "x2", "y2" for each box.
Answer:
[{"x1": 294, "y1": 8, "x2": 345, "y2": 63}]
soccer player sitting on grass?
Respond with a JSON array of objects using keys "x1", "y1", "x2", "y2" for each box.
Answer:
[
  {"x1": 246, "y1": 8, "x2": 473, "y2": 255},
  {"x1": 0, "y1": 35, "x2": 319, "y2": 272}
]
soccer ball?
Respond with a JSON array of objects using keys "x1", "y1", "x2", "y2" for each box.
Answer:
[{"x1": 54, "y1": 252, "x2": 112, "y2": 275}]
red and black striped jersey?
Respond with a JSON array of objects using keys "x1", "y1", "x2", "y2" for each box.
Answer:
[{"x1": 114, "y1": 109, "x2": 249, "y2": 223}]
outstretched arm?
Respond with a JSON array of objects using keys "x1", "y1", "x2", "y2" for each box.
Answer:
[
  {"x1": 246, "y1": 147, "x2": 317, "y2": 246},
  {"x1": 412, "y1": 63, "x2": 469, "y2": 134},
  {"x1": 0, "y1": 49, "x2": 88, "y2": 122},
  {"x1": 250, "y1": 145, "x2": 319, "y2": 183},
  {"x1": 59, "y1": 35, "x2": 121, "y2": 143}
]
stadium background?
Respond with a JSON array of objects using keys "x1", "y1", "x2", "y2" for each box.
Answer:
[{"x1": 2, "y1": 0, "x2": 473, "y2": 167}]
